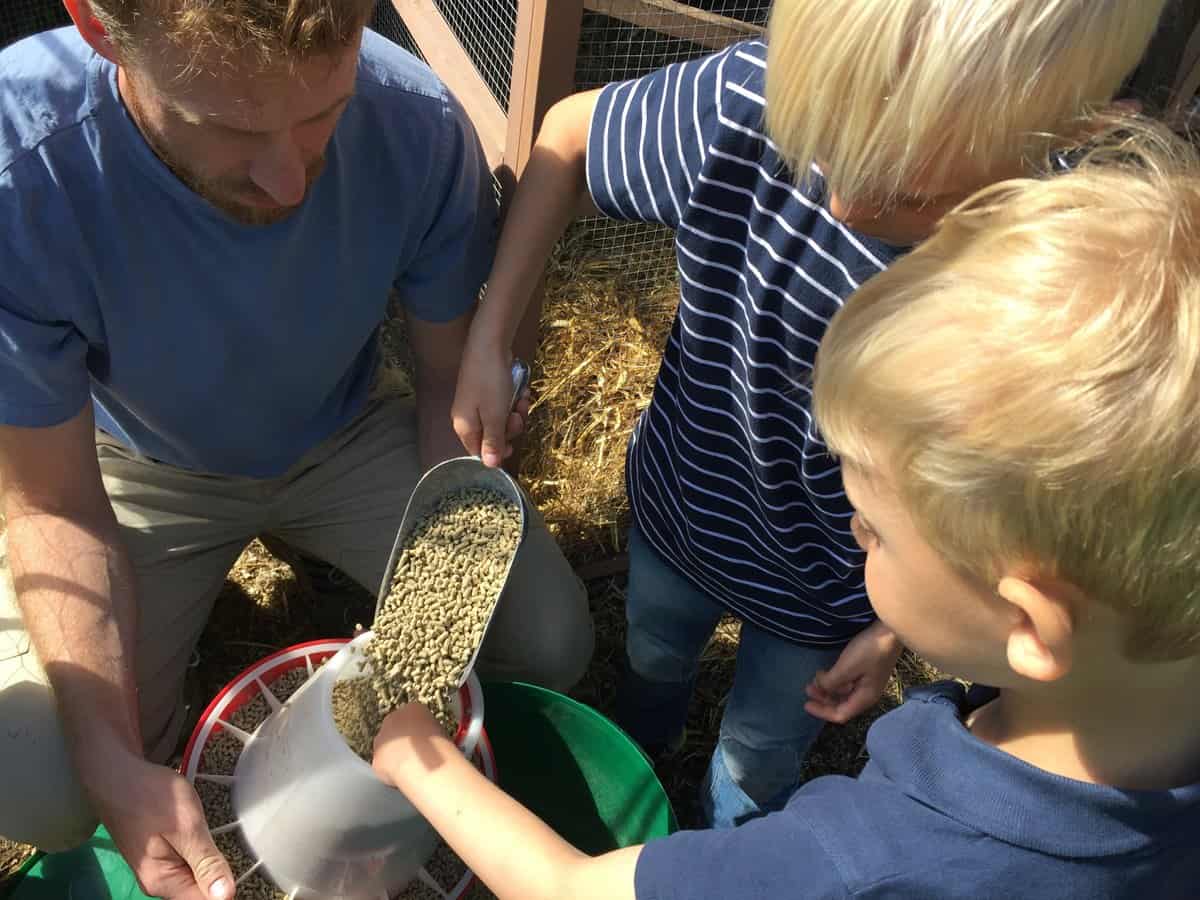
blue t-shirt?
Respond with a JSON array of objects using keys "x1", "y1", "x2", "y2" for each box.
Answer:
[
  {"x1": 587, "y1": 40, "x2": 900, "y2": 646},
  {"x1": 0, "y1": 28, "x2": 495, "y2": 477},
  {"x1": 636, "y1": 682, "x2": 1200, "y2": 899}
]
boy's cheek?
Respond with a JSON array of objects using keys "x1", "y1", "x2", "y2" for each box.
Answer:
[{"x1": 839, "y1": 208, "x2": 939, "y2": 245}]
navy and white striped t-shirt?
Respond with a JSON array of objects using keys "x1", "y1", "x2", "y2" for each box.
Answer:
[{"x1": 587, "y1": 40, "x2": 902, "y2": 646}]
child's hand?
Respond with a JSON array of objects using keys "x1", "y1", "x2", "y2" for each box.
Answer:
[
  {"x1": 452, "y1": 339, "x2": 529, "y2": 468},
  {"x1": 371, "y1": 703, "x2": 446, "y2": 786},
  {"x1": 804, "y1": 621, "x2": 903, "y2": 724}
]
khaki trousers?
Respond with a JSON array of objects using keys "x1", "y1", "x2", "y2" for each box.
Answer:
[{"x1": 0, "y1": 394, "x2": 593, "y2": 849}]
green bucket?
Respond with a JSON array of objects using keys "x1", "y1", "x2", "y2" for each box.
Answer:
[
  {"x1": 5, "y1": 827, "x2": 148, "y2": 900},
  {"x1": 481, "y1": 681, "x2": 678, "y2": 853},
  {"x1": 6, "y1": 683, "x2": 675, "y2": 898}
]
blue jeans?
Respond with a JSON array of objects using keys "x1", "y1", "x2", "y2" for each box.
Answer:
[{"x1": 616, "y1": 527, "x2": 842, "y2": 828}]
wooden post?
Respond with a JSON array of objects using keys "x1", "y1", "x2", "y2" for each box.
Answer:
[
  {"x1": 581, "y1": 0, "x2": 762, "y2": 50},
  {"x1": 389, "y1": 0, "x2": 507, "y2": 171},
  {"x1": 499, "y1": 0, "x2": 586, "y2": 206}
]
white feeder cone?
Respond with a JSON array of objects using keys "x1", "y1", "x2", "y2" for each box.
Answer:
[{"x1": 232, "y1": 631, "x2": 484, "y2": 899}]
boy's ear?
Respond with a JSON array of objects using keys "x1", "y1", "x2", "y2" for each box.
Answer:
[
  {"x1": 63, "y1": 0, "x2": 121, "y2": 63},
  {"x1": 996, "y1": 575, "x2": 1075, "y2": 683}
]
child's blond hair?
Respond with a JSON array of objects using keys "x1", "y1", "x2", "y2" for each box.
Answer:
[
  {"x1": 812, "y1": 122, "x2": 1200, "y2": 662},
  {"x1": 766, "y1": 0, "x2": 1167, "y2": 206}
]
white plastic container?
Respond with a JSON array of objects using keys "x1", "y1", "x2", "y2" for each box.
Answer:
[{"x1": 230, "y1": 631, "x2": 484, "y2": 899}]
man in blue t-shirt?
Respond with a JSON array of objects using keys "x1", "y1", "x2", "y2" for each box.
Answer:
[{"x1": 0, "y1": 3, "x2": 591, "y2": 897}]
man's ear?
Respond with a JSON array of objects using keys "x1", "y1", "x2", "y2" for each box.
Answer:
[
  {"x1": 997, "y1": 575, "x2": 1075, "y2": 682},
  {"x1": 63, "y1": 0, "x2": 121, "y2": 63}
]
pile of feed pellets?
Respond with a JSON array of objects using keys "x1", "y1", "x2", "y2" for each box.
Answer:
[
  {"x1": 195, "y1": 663, "x2": 499, "y2": 900},
  {"x1": 332, "y1": 487, "x2": 522, "y2": 760}
]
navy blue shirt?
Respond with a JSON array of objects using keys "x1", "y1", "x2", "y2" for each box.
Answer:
[
  {"x1": 0, "y1": 28, "x2": 495, "y2": 477},
  {"x1": 587, "y1": 40, "x2": 900, "y2": 645},
  {"x1": 636, "y1": 682, "x2": 1200, "y2": 899}
]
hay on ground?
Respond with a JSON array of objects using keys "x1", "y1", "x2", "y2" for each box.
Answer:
[{"x1": 519, "y1": 228, "x2": 677, "y2": 568}]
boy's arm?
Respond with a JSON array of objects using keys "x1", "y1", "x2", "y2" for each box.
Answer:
[
  {"x1": 373, "y1": 704, "x2": 640, "y2": 900},
  {"x1": 453, "y1": 89, "x2": 603, "y2": 467}
]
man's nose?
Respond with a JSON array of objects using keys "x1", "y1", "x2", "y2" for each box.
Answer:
[{"x1": 248, "y1": 133, "x2": 307, "y2": 207}]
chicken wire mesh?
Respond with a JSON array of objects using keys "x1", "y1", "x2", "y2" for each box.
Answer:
[
  {"x1": 0, "y1": 0, "x2": 71, "y2": 49},
  {"x1": 370, "y1": 1, "x2": 426, "y2": 64},
  {"x1": 575, "y1": 1, "x2": 767, "y2": 90},
  {"x1": 570, "y1": 1, "x2": 770, "y2": 292},
  {"x1": 370, "y1": 1, "x2": 514, "y2": 208},
  {"x1": 435, "y1": 0, "x2": 519, "y2": 110}
]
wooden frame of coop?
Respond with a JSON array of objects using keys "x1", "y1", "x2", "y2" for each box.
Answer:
[{"x1": 387, "y1": 0, "x2": 764, "y2": 201}]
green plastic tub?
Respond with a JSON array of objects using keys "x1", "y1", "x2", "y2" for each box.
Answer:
[
  {"x1": 5, "y1": 826, "x2": 148, "y2": 899},
  {"x1": 481, "y1": 681, "x2": 677, "y2": 853},
  {"x1": 6, "y1": 681, "x2": 675, "y2": 898}
]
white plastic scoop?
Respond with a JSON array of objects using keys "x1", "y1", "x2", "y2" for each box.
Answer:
[{"x1": 372, "y1": 359, "x2": 531, "y2": 688}]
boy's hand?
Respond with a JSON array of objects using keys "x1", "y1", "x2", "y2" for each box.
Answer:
[
  {"x1": 804, "y1": 621, "x2": 903, "y2": 724},
  {"x1": 452, "y1": 340, "x2": 529, "y2": 468},
  {"x1": 372, "y1": 703, "x2": 447, "y2": 786}
]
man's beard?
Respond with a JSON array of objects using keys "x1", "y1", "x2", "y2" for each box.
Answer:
[
  {"x1": 171, "y1": 154, "x2": 327, "y2": 226},
  {"x1": 124, "y1": 81, "x2": 326, "y2": 226}
]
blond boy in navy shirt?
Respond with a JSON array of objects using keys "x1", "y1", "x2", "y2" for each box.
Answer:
[{"x1": 372, "y1": 125, "x2": 1200, "y2": 900}]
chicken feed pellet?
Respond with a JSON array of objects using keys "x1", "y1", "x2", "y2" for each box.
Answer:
[
  {"x1": 212, "y1": 830, "x2": 255, "y2": 882},
  {"x1": 228, "y1": 692, "x2": 270, "y2": 733},
  {"x1": 331, "y1": 673, "x2": 383, "y2": 760},
  {"x1": 267, "y1": 666, "x2": 312, "y2": 702},
  {"x1": 195, "y1": 778, "x2": 233, "y2": 829},
  {"x1": 331, "y1": 487, "x2": 520, "y2": 759},
  {"x1": 199, "y1": 729, "x2": 243, "y2": 776}
]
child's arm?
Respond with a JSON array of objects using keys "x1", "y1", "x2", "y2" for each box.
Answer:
[
  {"x1": 373, "y1": 704, "x2": 641, "y2": 900},
  {"x1": 453, "y1": 89, "x2": 604, "y2": 467}
]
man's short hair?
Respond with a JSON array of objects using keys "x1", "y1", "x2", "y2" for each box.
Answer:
[
  {"x1": 765, "y1": 0, "x2": 1169, "y2": 206},
  {"x1": 90, "y1": 0, "x2": 376, "y2": 66},
  {"x1": 813, "y1": 120, "x2": 1200, "y2": 662}
]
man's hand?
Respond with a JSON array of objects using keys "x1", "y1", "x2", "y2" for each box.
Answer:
[
  {"x1": 451, "y1": 338, "x2": 528, "y2": 468},
  {"x1": 804, "y1": 621, "x2": 903, "y2": 724},
  {"x1": 90, "y1": 754, "x2": 235, "y2": 900}
]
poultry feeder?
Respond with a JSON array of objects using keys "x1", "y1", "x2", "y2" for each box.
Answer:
[{"x1": 180, "y1": 636, "x2": 492, "y2": 900}]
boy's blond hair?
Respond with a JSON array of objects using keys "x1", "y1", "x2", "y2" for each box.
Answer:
[
  {"x1": 765, "y1": 0, "x2": 1167, "y2": 206},
  {"x1": 90, "y1": 0, "x2": 375, "y2": 66},
  {"x1": 812, "y1": 123, "x2": 1200, "y2": 662}
]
